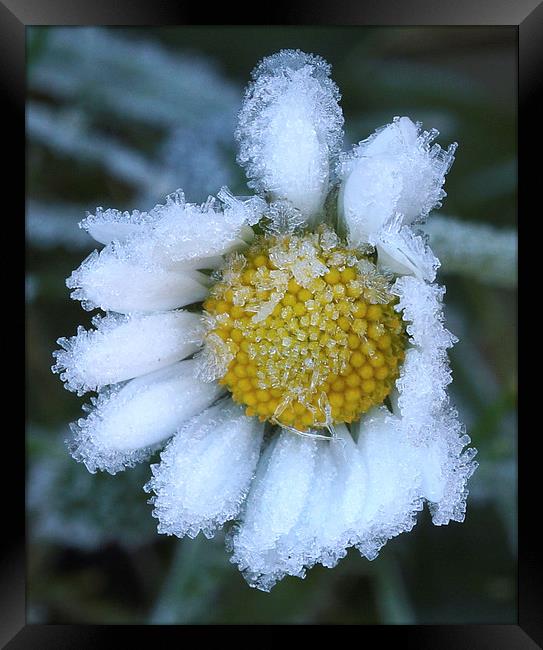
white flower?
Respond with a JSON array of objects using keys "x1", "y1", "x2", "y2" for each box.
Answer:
[{"x1": 53, "y1": 49, "x2": 477, "y2": 592}]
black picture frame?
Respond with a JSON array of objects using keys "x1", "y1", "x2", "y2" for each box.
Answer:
[{"x1": 12, "y1": 0, "x2": 535, "y2": 644}]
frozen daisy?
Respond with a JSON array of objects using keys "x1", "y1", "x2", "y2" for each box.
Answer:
[{"x1": 53, "y1": 50, "x2": 477, "y2": 591}]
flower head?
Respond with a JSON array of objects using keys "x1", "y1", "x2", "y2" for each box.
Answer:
[{"x1": 53, "y1": 50, "x2": 477, "y2": 591}]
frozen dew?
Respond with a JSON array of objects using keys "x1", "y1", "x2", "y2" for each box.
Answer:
[
  {"x1": 236, "y1": 50, "x2": 344, "y2": 224},
  {"x1": 68, "y1": 188, "x2": 268, "y2": 314},
  {"x1": 263, "y1": 200, "x2": 307, "y2": 235},
  {"x1": 338, "y1": 116, "x2": 456, "y2": 278},
  {"x1": 392, "y1": 276, "x2": 477, "y2": 520},
  {"x1": 80, "y1": 207, "x2": 156, "y2": 245},
  {"x1": 231, "y1": 394, "x2": 475, "y2": 591},
  {"x1": 53, "y1": 311, "x2": 205, "y2": 395},
  {"x1": 375, "y1": 214, "x2": 441, "y2": 282},
  {"x1": 148, "y1": 189, "x2": 261, "y2": 265},
  {"x1": 67, "y1": 246, "x2": 212, "y2": 313},
  {"x1": 229, "y1": 418, "x2": 418, "y2": 591},
  {"x1": 228, "y1": 275, "x2": 476, "y2": 591},
  {"x1": 82, "y1": 188, "x2": 263, "y2": 266},
  {"x1": 145, "y1": 399, "x2": 264, "y2": 539},
  {"x1": 68, "y1": 360, "x2": 225, "y2": 474}
]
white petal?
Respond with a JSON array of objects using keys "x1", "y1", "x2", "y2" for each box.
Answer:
[
  {"x1": 53, "y1": 311, "x2": 205, "y2": 394},
  {"x1": 67, "y1": 247, "x2": 211, "y2": 313},
  {"x1": 327, "y1": 426, "x2": 368, "y2": 540},
  {"x1": 80, "y1": 207, "x2": 155, "y2": 245},
  {"x1": 146, "y1": 399, "x2": 264, "y2": 539},
  {"x1": 392, "y1": 276, "x2": 477, "y2": 523},
  {"x1": 230, "y1": 427, "x2": 369, "y2": 591},
  {"x1": 68, "y1": 359, "x2": 224, "y2": 474},
  {"x1": 338, "y1": 116, "x2": 457, "y2": 245},
  {"x1": 146, "y1": 189, "x2": 260, "y2": 266},
  {"x1": 374, "y1": 215, "x2": 440, "y2": 281},
  {"x1": 230, "y1": 431, "x2": 318, "y2": 590},
  {"x1": 392, "y1": 277, "x2": 457, "y2": 432},
  {"x1": 275, "y1": 428, "x2": 367, "y2": 575},
  {"x1": 338, "y1": 155, "x2": 402, "y2": 244},
  {"x1": 356, "y1": 408, "x2": 423, "y2": 541},
  {"x1": 236, "y1": 50, "x2": 343, "y2": 224}
]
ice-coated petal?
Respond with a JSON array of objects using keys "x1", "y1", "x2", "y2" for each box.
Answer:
[
  {"x1": 80, "y1": 187, "x2": 266, "y2": 271},
  {"x1": 392, "y1": 276, "x2": 457, "y2": 430},
  {"x1": 229, "y1": 427, "x2": 369, "y2": 591},
  {"x1": 279, "y1": 426, "x2": 369, "y2": 572},
  {"x1": 357, "y1": 407, "x2": 476, "y2": 535},
  {"x1": 53, "y1": 310, "x2": 205, "y2": 395},
  {"x1": 236, "y1": 50, "x2": 344, "y2": 224},
  {"x1": 67, "y1": 245, "x2": 211, "y2": 313},
  {"x1": 143, "y1": 188, "x2": 262, "y2": 266},
  {"x1": 68, "y1": 359, "x2": 224, "y2": 474},
  {"x1": 391, "y1": 276, "x2": 477, "y2": 523},
  {"x1": 229, "y1": 431, "x2": 318, "y2": 589},
  {"x1": 338, "y1": 116, "x2": 457, "y2": 247},
  {"x1": 374, "y1": 214, "x2": 440, "y2": 281},
  {"x1": 80, "y1": 207, "x2": 155, "y2": 245},
  {"x1": 145, "y1": 399, "x2": 264, "y2": 539},
  {"x1": 230, "y1": 277, "x2": 477, "y2": 590},
  {"x1": 354, "y1": 408, "x2": 424, "y2": 560}
]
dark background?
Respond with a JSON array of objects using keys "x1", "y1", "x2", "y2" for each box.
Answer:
[{"x1": 26, "y1": 26, "x2": 517, "y2": 624}]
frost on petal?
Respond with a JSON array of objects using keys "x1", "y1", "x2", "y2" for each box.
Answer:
[
  {"x1": 263, "y1": 200, "x2": 307, "y2": 236},
  {"x1": 236, "y1": 50, "x2": 344, "y2": 224},
  {"x1": 355, "y1": 404, "x2": 475, "y2": 559},
  {"x1": 391, "y1": 276, "x2": 477, "y2": 524},
  {"x1": 80, "y1": 207, "x2": 156, "y2": 245},
  {"x1": 230, "y1": 428, "x2": 369, "y2": 591},
  {"x1": 145, "y1": 189, "x2": 261, "y2": 267},
  {"x1": 67, "y1": 245, "x2": 211, "y2": 313},
  {"x1": 68, "y1": 359, "x2": 224, "y2": 474},
  {"x1": 78, "y1": 189, "x2": 263, "y2": 281},
  {"x1": 338, "y1": 116, "x2": 457, "y2": 245},
  {"x1": 229, "y1": 431, "x2": 318, "y2": 590},
  {"x1": 393, "y1": 276, "x2": 457, "y2": 430},
  {"x1": 229, "y1": 276, "x2": 476, "y2": 591},
  {"x1": 373, "y1": 214, "x2": 440, "y2": 282},
  {"x1": 354, "y1": 408, "x2": 424, "y2": 560},
  {"x1": 145, "y1": 399, "x2": 264, "y2": 539},
  {"x1": 53, "y1": 311, "x2": 205, "y2": 395}
]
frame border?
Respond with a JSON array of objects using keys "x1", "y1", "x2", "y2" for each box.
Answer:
[{"x1": 13, "y1": 0, "x2": 534, "y2": 644}]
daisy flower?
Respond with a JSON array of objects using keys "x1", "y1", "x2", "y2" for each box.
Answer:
[{"x1": 53, "y1": 50, "x2": 477, "y2": 591}]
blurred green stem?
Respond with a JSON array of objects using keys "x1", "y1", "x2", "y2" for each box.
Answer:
[
  {"x1": 424, "y1": 216, "x2": 517, "y2": 288},
  {"x1": 149, "y1": 534, "x2": 230, "y2": 624},
  {"x1": 372, "y1": 555, "x2": 416, "y2": 624},
  {"x1": 149, "y1": 537, "x2": 210, "y2": 624}
]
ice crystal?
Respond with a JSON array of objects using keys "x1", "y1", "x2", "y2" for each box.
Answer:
[
  {"x1": 146, "y1": 400, "x2": 264, "y2": 539},
  {"x1": 53, "y1": 311, "x2": 205, "y2": 395},
  {"x1": 338, "y1": 116, "x2": 457, "y2": 237},
  {"x1": 373, "y1": 213, "x2": 441, "y2": 282},
  {"x1": 67, "y1": 245, "x2": 212, "y2": 313},
  {"x1": 237, "y1": 50, "x2": 344, "y2": 222},
  {"x1": 68, "y1": 360, "x2": 224, "y2": 474}
]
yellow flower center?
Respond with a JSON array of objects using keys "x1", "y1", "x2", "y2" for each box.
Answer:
[{"x1": 203, "y1": 227, "x2": 406, "y2": 433}]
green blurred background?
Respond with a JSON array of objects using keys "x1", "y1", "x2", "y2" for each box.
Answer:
[{"x1": 26, "y1": 26, "x2": 517, "y2": 624}]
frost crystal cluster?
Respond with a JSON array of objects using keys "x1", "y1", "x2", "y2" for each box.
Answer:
[{"x1": 53, "y1": 50, "x2": 477, "y2": 591}]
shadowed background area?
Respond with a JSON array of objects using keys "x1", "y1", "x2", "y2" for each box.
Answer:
[{"x1": 26, "y1": 26, "x2": 517, "y2": 624}]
